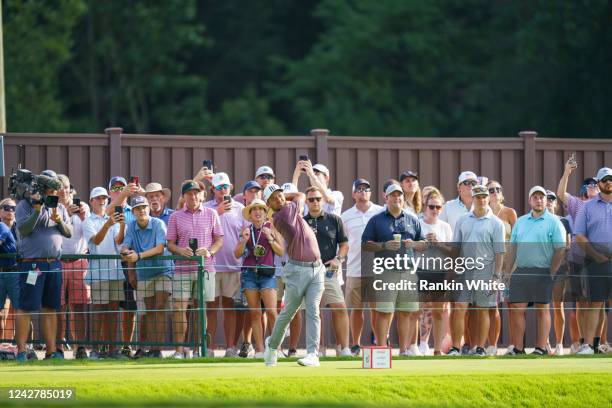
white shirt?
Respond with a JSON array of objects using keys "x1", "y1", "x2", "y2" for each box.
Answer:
[
  {"x1": 341, "y1": 202, "x2": 384, "y2": 277},
  {"x1": 62, "y1": 204, "x2": 91, "y2": 254},
  {"x1": 82, "y1": 213, "x2": 123, "y2": 281},
  {"x1": 418, "y1": 218, "x2": 453, "y2": 270},
  {"x1": 439, "y1": 197, "x2": 470, "y2": 232}
]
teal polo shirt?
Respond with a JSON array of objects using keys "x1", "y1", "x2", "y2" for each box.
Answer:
[{"x1": 510, "y1": 209, "x2": 566, "y2": 268}]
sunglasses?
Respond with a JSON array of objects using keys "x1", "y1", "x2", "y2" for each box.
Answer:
[
  {"x1": 110, "y1": 185, "x2": 124, "y2": 192},
  {"x1": 547, "y1": 195, "x2": 557, "y2": 201},
  {"x1": 601, "y1": 177, "x2": 612, "y2": 183},
  {"x1": 308, "y1": 197, "x2": 323, "y2": 203},
  {"x1": 1, "y1": 205, "x2": 16, "y2": 212},
  {"x1": 257, "y1": 174, "x2": 274, "y2": 180},
  {"x1": 427, "y1": 204, "x2": 442, "y2": 210},
  {"x1": 585, "y1": 183, "x2": 598, "y2": 188},
  {"x1": 215, "y1": 184, "x2": 230, "y2": 191},
  {"x1": 461, "y1": 180, "x2": 477, "y2": 187},
  {"x1": 354, "y1": 188, "x2": 371, "y2": 193},
  {"x1": 488, "y1": 187, "x2": 502, "y2": 194}
]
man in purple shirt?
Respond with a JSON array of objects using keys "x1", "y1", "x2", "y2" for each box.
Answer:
[
  {"x1": 263, "y1": 184, "x2": 325, "y2": 367},
  {"x1": 574, "y1": 167, "x2": 612, "y2": 354}
]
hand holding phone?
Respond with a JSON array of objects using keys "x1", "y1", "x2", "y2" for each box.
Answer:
[
  {"x1": 189, "y1": 238, "x2": 198, "y2": 255},
  {"x1": 45, "y1": 195, "x2": 59, "y2": 209},
  {"x1": 129, "y1": 176, "x2": 139, "y2": 185},
  {"x1": 202, "y1": 160, "x2": 213, "y2": 172}
]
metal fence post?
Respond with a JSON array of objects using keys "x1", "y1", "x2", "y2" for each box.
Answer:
[{"x1": 197, "y1": 258, "x2": 207, "y2": 357}]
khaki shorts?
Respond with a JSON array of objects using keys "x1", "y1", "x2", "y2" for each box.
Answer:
[
  {"x1": 215, "y1": 272, "x2": 240, "y2": 299},
  {"x1": 173, "y1": 271, "x2": 215, "y2": 303},
  {"x1": 136, "y1": 275, "x2": 172, "y2": 300},
  {"x1": 374, "y1": 271, "x2": 419, "y2": 313},
  {"x1": 321, "y1": 273, "x2": 345, "y2": 306},
  {"x1": 90, "y1": 280, "x2": 125, "y2": 305},
  {"x1": 345, "y1": 277, "x2": 362, "y2": 309}
]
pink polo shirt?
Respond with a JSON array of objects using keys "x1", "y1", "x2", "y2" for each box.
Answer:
[{"x1": 166, "y1": 204, "x2": 223, "y2": 274}]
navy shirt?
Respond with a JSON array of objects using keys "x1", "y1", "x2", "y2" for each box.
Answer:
[
  {"x1": 0, "y1": 222, "x2": 17, "y2": 267},
  {"x1": 362, "y1": 208, "x2": 424, "y2": 258}
]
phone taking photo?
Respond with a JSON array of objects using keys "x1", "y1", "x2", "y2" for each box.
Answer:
[
  {"x1": 44, "y1": 195, "x2": 59, "y2": 208},
  {"x1": 299, "y1": 154, "x2": 309, "y2": 162},
  {"x1": 189, "y1": 238, "x2": 198, "y2": 254},
  {"x1": 114, "y1": 205, "x2": 123, "y2": 215},
  {"x1": 129, "y1": 176, "x2": 139, "y2": 185},
  {"x1": 73, "y1": 198, "x2": 81, "y2": 207},
  {"x1": 223, "y1": 195, "x2": 231, "y2": 203},
  {"x1": 202, "y1": 160, "x2": 213, "y2": 171}
]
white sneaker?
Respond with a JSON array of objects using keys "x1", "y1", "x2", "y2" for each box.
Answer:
[
  {"x1": 254, "y1": 351, "x2": 265, "y2": 359},
  {"x1": 485, "y1": 346, "x2": 498, "y2": 356},
  {"x1": 576, "y1": 344, "x2": 594, "y2": 355},
  {"x1": 418, "y1": 342, "x2": 430, "y2": 356},
  {"x1": 570, "y1": 342, "x2": 580, "y2": 354},
  {"x1": 171, "y1": 351, "x2": 184, "y2": 359},
  {"x1": 505, "y1": 345, "x2": 515, "y2": 356},
  {"x1": 555, "y1": 344, "x2": 564, "y2": 356},
  {"x1": 468, "y1": 347, "x2": 477, "y2": 355},
  {"x1": 264, "y1": 337, "x2": 277, "y2": 366},
  {"x1": 338, "y1": 347, "x2": 352, "y2": 357},
  {"x1": 598, "y1": 343, "x2": 611, "y2": 354},
  {"x1": 403, "y1": 344, "x2": 422, "y2": 356},
  {"x1": 318, "y1": 348, "x2": 326, "y2": 358},
  {"x1": 224, "y1": 347, "x2": 239, "y2": 358},
  {"x1": 297, "y1": 352, "x2": 320, "y2": 367}
]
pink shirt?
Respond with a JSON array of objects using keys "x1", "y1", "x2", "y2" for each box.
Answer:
[
  {"x1": 273, "y1": 200, "x2": 320, "y2": 262},
  {"x1": 166, "y1": 204, "x2": 223, "y2": 274},
  {"x1": 203, "y1": 199, "x2": 249, "y2": 272}
]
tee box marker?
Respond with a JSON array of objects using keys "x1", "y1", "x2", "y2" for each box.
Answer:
[{"x1": 362, "y1": 346, "x2": 392, "y2": 369}]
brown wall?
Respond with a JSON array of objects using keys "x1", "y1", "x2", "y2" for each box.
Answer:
[{"x1": 3, "y1": 129, "x2": 611, "y2": 215}]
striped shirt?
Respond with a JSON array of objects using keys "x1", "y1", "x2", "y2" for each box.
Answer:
[{"x1": 166, "y1": 204, "x2": 224, "y2": 274}]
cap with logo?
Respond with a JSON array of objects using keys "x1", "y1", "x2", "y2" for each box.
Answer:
[
  {"x1": 399, "y1": 170, "x2": 418, "y2": 182},
  {"x1": 255, "y1": 166, "x2": 275, "y2": 178},
  {"x1": 313, "y1": 164, "x2": 330, "y2": 176},
  {"x1": 458, "y1": 171, "x2": 478, "y2": 184},
  {"x1": 352, "y1": 178, "x2": 371, "y2": 192},
  {"x1": 385, "y1": 184, "x2": 403, "y2": 196},
  {"x1": 181, "y1": 181, "x2": 202, "y2": 195},
  {"x1": 471, "y1": 185, "x2": 489, "y2": 197},
  {"x1": 131, "y1": 196, "x2": 149, "y2": 208},
  {"x1": 109, "y1": 176, "x2": 128, "y2": 189},
  {"x1": 212, "y1": 172, "x2": 231, "y2": 187},
  {"x1": 528, "y1": 185, "x2": 547, "y2": 197},
  {"x1": 243, "y1": 180, "x2": 262, "y2": 193},
  {"x1": 90, "y1": 187, "x2": 109, "y2": 200},
  {"x1": 263, "y1": 184, "x2": 283, "y2": 204},
  {"x1": 596, "y1": 167, "x2": 612, "y2": 181}
]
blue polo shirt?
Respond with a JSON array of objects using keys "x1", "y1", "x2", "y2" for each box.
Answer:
[
  {"x1": 510, "y1": 209, "x2": 566, "y2": 268},
  {"x1": 574, "y1": 194, "x2": 612, "y2": 255},
  {"x1": 152, "y1": 207, "x2": 174, "y2": 226},
  {"x1": 0, "y1": 223, "x2": 17, "y2": 267},
  {"x1": 122, "y1": 204, "x2": 135, "y2": 225},
  {"x1": 362, "y1": 208, "x2": 424, "y2": 258},
  {"x1": 123, "y1": 217, "x2": 172, "y2": 281}
]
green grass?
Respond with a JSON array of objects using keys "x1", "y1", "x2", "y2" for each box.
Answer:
[{"x1": 1, "y1": 356, "x2": 611, "y2": 407}]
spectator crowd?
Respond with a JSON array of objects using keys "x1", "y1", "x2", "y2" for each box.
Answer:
[{"x1": 0, "y1": 156, "x2": 610, "y2": 365}]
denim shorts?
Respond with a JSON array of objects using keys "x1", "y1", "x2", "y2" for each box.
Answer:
[{"x1": 241, "y1": 269, "x2": 276, "y2": 292}]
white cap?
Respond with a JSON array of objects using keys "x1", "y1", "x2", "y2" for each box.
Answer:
[
  {"x1": 313, "y1": 164, "x2": 329, "y2": 176},
  {"x1": 458, "y1": 171, "x2": 478, "y2": 184},
  {"x1": 529, "y1": 185, "x2": 547, "y2": 197},
  {"x1": 90, "y1": 187, "x2": 109, "y2": 200},
  {"x1": 211, "y1": 172, "x2": 231, "y2": 187},
  {"x1": 596, "y1": 167, "x2": 612, "y2": 181},
  {"x1": 280, "y1": 182, "x2": 298, "y2": 193},
  {"x1": 385, "y1": 184, "x2": 403, "y2": 196},
  {"x1": 263, "y1": 184, "x2": 283, "y2": 204},
  {"x1": 255, "y1": 166, "x2": 275, "y2": 178}
]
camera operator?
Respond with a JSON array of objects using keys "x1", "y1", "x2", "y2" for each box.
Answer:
[{"x1": 14, "y1": 171, "x2": 73, "y2": 361}]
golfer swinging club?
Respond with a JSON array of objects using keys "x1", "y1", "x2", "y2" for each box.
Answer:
[{"x1": 263, "y1": 183, "x2": 325, "y2": 367}]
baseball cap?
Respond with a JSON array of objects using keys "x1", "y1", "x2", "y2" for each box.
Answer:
[
  {"x1": 131, "y1": 196, "x2": 149, "y2": 208},
  {"x1": 352, "y1": 178, "x2": 371, "y2": 192},
  {"x1": 263, "y1": 184, "x2": 283, "y2": 204},
  {"x1": 243, "y1": 180, "x2": 262, "y2": 193},
  {"x1": 90, "y1": 187, "x2": 109, "y2": 200},
  {"x1": 385, "y1": 184, "x2": 403, "y2": 196},
  {"x1": 255, "y1": 166, "x2": 275, "y2": 178},
  {"x1": 399, "y1": 170, "x2": 418, "y2": 182},
  {"x1": 529, "y1": 185, "x2": 547, "y2": 197},
  {"x1": 471, "y1": 185, "x2": 489, "y2": 197},
  {"x1": 281, "y1": 183, "x2": 298, "y2": 193},
  {"x1": 596, "y1": 167, "x2": 612, "y2": 181},
  {"x1": 546, "y1": 190, "x2": 557, "y2": 199},
  {"x1": 458, "y1": 171, "x2": 478, "y2": 184},
  {"x1": 582, "y1": 177, "x2": 597, "y2": 186},
  {"x1": 41, "y1": 169, "x2": 58, "y2": 179},
  {"x1": 313, "y1": 164, "x2": 330, "y2": 176},
  {"x1": 109, "y1": 176, "x2": 128, "y2": 189},
  {"x1": 181, "y1": 181, "x2": 202, "y2": 195},
  {"x1": 212, "y1": 172, "x2": 231, "y2": 187}
]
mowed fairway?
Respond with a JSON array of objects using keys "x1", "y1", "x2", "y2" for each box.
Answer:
[{"x1": 1, "y1": 356, "x2": 611, "y2": 407}]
